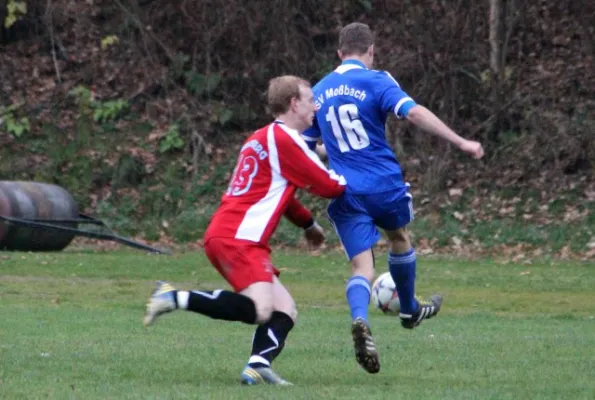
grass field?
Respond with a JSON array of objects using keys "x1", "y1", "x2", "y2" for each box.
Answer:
[{"x1": 1, "y1": 249, "x2": 594, "y2": 399}]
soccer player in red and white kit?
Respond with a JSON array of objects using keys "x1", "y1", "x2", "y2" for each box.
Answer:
[{"x1": 143, "y1": 76, "x2": 347, "y2": 385}]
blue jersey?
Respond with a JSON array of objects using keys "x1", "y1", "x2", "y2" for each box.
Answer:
[{"x1": 303, "y1": 59, "x2": 417, "y2": 194}]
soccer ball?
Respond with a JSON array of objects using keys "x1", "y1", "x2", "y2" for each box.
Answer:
[{"x1": 371, "y1": 272, "x2": 400, "y2": 315}]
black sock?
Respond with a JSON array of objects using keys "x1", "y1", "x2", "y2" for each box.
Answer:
[
  {"x1": 184, "y1": 289, "x2": 257, "y2": 324},
  {"x1": 248, "y1": 311, "x2": 295, "y2": 368}
]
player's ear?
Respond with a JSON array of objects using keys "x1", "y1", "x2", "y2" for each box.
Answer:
[
  {"x1": 290, "y1": 96, "x2": 299, "y2": 111},
  {"x1": 337, "y1": 49, "x2": 343, "y2": 60},
  {"x1": 368, "y1": 45, "x2": 374, "y2": 58}
]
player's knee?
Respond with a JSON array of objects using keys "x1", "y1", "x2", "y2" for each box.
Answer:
[
  {"x1": 289, "y1": 305, "x2": 298, "y2": 322},
  {"x1": 389, "y1": 228, "x2": 409, "y2": 243},
  {"x1": 353, "y1": 265, "x2": 375, "y2": 283},
  {"x1": 254, "y1": 301, "x2": 274, "y2": 325},
  {"x1": 351, "y1": 261, "x2": 375, "y2": 282},
  {"x1": 240, "y1": 281, "x2": 275, "y2": 324},
  {"x1": 351, "y1": 250, "x2": 375, "y2": 282},
  {"x1": 272, "y1": 292, "x2": 298, "y2": 322},
  {"x1": 388, "y1": 228, "x2": 411, "y2": 253},
  {"x1": 275, "y1": 302, "x2": 298, "y2": 322},
  {"x1": 282, "y1": 300, "x2": 298, "y2": 322},
  {"x1": 271, "y1": 279, "x2": 298, "y2": 322}
]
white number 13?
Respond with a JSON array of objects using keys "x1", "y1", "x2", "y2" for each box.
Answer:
[{"x1": 325, "y1": 104, "x2": 370, "y2": 153}]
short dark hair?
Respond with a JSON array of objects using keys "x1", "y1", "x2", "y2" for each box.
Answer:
[
  {"x1": 339, "y1": 22, "x2": 374, "y2": 56},
  {"x1": 267, "y1": 76, "x2": 311, "y2": 116}
]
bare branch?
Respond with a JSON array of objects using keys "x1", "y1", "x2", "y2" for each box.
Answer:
[
  {"x1": 189, "y1": 130, "x2": 210, "y2": 177},
  {"x1": 502, "y1": 0, "x2": 522, "y2": 70},
  {"x1": 489, "y1": 0, "x2": 505, "y2": 81},
  {"x1": 113, "y1": 0, "x2": 175, "y2": 63},
  {"x1": 45, "y1": 0, "x2": 61, "y2": 83}
]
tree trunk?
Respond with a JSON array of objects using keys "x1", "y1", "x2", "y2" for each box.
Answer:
[
  {"x1": 0, "y1": 0, "x2": 6, "y2": 42},
  {"x1": 488, "y1": 0, "x2": 507, "y2": 138},
  {"x1": 489, "y1": 0, "x2": 505, "y2": 82}
]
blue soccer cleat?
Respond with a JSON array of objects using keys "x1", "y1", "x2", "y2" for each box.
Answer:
[
  {"x1": 240, "y1": 366, "x2": 292, "y2": 386},
  {"x1": 143, "y1": 281, "x2": 177, "y2": 327}
]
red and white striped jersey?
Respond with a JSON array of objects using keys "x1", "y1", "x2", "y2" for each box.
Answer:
[{"x1": 204, "y1": 121, "x2": 346, "y2": 247}]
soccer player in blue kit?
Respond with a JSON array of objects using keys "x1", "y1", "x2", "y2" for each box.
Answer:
[{"x1": 302, "y1": 23, "x2": 485, "y2": 374}]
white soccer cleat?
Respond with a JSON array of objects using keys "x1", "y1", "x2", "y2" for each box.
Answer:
[
  {"x1": 143, "y1": 281, "x2": 177, "y2": 327},
  {"x1": 240, "y1": 366, "x2": 293, "y2": 386}
]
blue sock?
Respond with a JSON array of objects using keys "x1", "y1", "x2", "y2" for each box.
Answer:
[
  {"x1": 388, "y1": 248, "x2": 418, "y2": 315},
  {"x1": 345, "y1": 275, "x2": 371, "y2": 321}
]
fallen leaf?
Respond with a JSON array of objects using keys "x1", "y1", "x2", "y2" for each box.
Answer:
[
  {"x1": 499, "y1": 207, "x2": 515, "y2": 215},
  {"x1": 449, "y1": 188, "x2": 463, "y2": 197},
  {"x1": 451, "y1": 236, "x2": 462, "y2": 247},
  {"x1": 512, "y1": 253, "x2": 526, "y2": 263},
  {"x1": 418, "y1": 248, "x2": 434, "y2": 255}
]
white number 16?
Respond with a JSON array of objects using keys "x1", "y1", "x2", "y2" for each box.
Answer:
[{"x1": 325, "y1": 104, "x2": 370, "y2": 153}]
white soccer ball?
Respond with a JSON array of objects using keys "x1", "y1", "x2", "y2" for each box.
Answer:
[{"x1": 371, "y1": 272, "x2": 400, "y2": 315}]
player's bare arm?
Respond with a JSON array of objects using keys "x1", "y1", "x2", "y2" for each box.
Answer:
[
  {"x1": 315, "y1": 143, "x2": 328, "y2": 161},
  {"x1": 406, "y1": 105, "x2": 485, "y2": 159}
]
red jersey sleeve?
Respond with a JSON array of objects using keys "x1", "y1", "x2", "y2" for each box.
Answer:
[
  {"x1": 273, "y1": 125, "x2": 346, "y2": 199},
  {"x1": 284, "y1": 196, "x2": 313, "y2": 228}
]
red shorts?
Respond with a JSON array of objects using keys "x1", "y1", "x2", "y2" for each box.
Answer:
[{"x1": 203, "y1": 237, "x2": 280, "y2": 292}]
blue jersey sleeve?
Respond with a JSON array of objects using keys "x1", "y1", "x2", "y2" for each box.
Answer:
[
  {"x1": 374, "y1": 71, "x2": 417, "y2": 119},
  {"x1": 301, "y1": 118, "x2": 321, "y2": 151}
]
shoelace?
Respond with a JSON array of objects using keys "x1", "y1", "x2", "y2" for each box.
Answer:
[{"x1": 415, "y1": 297, "x2": 434, "y2": 307}]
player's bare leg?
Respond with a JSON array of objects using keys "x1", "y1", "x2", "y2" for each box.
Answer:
[
  {"x1": 349, "y1": 250, "x2": 380, "y2": 374},
  {"x1": 385, "y1": 228, "x2": 442, "y2": 329},
  {"x1": 239, "y1": 281, "x2": 274, "y2": 324},
  {"x1": 241, "y1": 277, "x2": 295, "y2": 385}
]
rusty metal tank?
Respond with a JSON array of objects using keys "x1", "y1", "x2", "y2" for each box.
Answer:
[{"x1": 0, "y1": 181, "x2": 79, "y2": 251}]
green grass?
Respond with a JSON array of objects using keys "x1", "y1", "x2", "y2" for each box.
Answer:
[{"x1": 1, "y1": 250, "x2": 594, "y2": 399}]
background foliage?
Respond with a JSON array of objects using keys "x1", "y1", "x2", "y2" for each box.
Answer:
[{"x1": 0, "y1": 0, "x2": 593, "y2": 258}]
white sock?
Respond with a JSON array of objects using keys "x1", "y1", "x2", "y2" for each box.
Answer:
[
  {"x1": 248, "y1": 355, "x2": 270, "y2": 367},
  {"x1": 176, "y1": 291, "x2": 189, "y2": 309}
]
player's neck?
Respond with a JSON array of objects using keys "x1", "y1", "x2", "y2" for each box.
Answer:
[
  {"x1": 342, "y1": 56, "x2": 370, "y2": 69},
  {"x1": 274, "y1": 115, "x2": 304, "y2": 133}
]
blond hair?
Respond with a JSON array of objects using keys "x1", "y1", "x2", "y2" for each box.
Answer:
[
  {"x1": 339, "y1": 22, "x2": 374, "y2": 56},
  {"x1": 267, "y1": 75, "x2": 311, "y2": 116}
]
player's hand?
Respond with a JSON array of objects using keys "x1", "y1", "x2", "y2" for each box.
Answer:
[
  {"x1": 304, "y1": 221, "x2": 325, "y2": 249},
  {"x1": 459, "y1": 140, "x2": 484, "y2": 159},
  {"x1": 315, "y1": 143, "x2": 327, "y2": 161}
]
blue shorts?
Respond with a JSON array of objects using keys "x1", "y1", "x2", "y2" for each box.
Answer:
[{"x1": 328, "y1": 186, "x2": 414, "y2": 260}]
